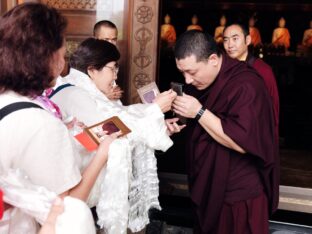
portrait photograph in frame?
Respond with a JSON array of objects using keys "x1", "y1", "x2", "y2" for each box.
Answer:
[
  {"x1": 137, "y1": 82, "x2": 160, "y2": 104},
  {"x1": 85, "y1": 116, "x2": 131, "y2": 145}
]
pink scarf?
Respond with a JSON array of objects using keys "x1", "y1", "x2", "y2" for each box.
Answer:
[{"x1": 36, "y1": 88, "x2": 62, "y2": 120}]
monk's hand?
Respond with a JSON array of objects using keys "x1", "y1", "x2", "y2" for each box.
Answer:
[
  {"x1": 172, "y1": 93, "x2": 202, "y2": 119},
  {"x1": 153, "y1": 89, "x2": 177, "y2": 113},
  {"x1": 165, "y1": 118, "x2": 186, "y2": 136}
]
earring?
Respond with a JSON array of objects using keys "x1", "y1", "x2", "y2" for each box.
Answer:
[{"x1": 57, "y1": 63, "x2": 64, "y2": 72}]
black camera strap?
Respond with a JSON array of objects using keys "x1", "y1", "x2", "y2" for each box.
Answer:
[
  {"x1": 48, "y1": 83, "x2": 74, "y2": 99},
  {"x1": 0, "y1": 102, "x2": 43, "y2": 121}
]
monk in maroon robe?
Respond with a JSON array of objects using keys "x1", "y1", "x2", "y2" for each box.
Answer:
[
  {"x1": 249, "y1": 54, "x2": 279, "y2": 137},
  {"x1": 167, "y1": 30, "x2": 279, "y2": 234},
  {"x1": 223, "y1": 23, "x2": 280, "y2": 141}
]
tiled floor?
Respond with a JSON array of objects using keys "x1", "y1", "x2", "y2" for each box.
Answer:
[
  {"x1": 145, "y1": 220, "x2": 312, "y2": 234},
  {"x1": 269, "y1": 221, "x2": 312, "y2": 234},
  {"x1": 95, "y1": 208, "x2": 312, "y2": 234},
  {"x1": 280, "y1": 149, "x2": 312, "y2": 188}
]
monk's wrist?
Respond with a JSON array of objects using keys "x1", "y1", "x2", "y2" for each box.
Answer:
[{"x1": 195, "y1": 107, "x2": 205, "y2": 121}]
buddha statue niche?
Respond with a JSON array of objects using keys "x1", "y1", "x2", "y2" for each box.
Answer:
[
  {"x1": 160, "y1": 14, "x2": 177, "y2": 48},
  {"x1": 272, "y1": 17, "x2": 291, "y2": 49},
  {"x1": 249, "y1": 16, "x2": 262, "y2": 47},
  {"x1": 302, "y1": 20, "x2": 312, "y2": 47},
  {"x1": 214, "y1": 15, "x2": 226, "y2": 44},
  {"x1": 187, "y1": 14, "x2": 203, "y2": 31}
]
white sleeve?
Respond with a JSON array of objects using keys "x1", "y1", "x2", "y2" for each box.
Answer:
[
  {"x1": 51, "y1": 87, "x2": 103, "y2": 126},
  {"x1": 119, "y1": 103, "x2": 173, "y2": 152},
  {"x1": 4, "y1": 109, "x2": 82, "y2": 195}
]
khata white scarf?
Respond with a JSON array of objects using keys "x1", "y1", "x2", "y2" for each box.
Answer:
[{"x1": 56, "y1": 69, "x2": 173, "y2": 233}]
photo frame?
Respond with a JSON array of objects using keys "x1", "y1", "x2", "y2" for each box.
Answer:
[
  {"x1": 170, "y1": 82, "x2": 184, "y2": 96},
  {"x1": 137, "y1": 82, "x2": 160, "y2": 104},
  {"x1": 170, "y1": 82, "x2": 187, "y2": 124},
  {"x1": 85, "y1": 116, "x2": 131, "y2": 145}
]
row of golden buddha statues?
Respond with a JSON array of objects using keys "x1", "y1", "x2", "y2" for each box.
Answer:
[{"x1": 160, "y1": 14, "x2": 312, "y2": 54}]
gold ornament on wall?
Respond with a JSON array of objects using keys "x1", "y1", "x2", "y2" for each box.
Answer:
[{"x1": 41, "y1": 0, "x2": 96, "y2": 10}]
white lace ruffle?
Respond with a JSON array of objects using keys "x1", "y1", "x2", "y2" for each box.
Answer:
[{"x1": 128, "y1": 146, "x2": 161, "y2": 232}]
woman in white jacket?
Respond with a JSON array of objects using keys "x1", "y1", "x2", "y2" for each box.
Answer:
[
  {"x1": 0, "y1": 4, "x2": 117, "y2": 234},
  {"x1": 51, "y1": 38, "x2": 177, "y2": 233}
]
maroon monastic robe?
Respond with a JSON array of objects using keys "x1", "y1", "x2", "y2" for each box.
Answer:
[
  {"x1": 185, "y1": 55, "x2": 279, "y2": 233},
  {"x1": 247, "y1": 54, "x2": 280, "y2": 139}
]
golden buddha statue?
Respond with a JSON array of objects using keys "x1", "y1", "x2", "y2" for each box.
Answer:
[
  {"x1": 187, "y1": 14, "x2": 203, "y2": 31},
  {"x1": 160, "y1": 14, "x2": 177, "y2": 48},
  {"x1": 214, "y1": 15, "x2": 226, "y2": 44},
  {"x1": 249, "y1": 16, "x2": 262, "y2": 47},
  {"x1": 302, "y1": 20, "x2": 312, "y2": 47},
  {"x1": 272, "y1": 17, "x2": 291, "y2": 49}
]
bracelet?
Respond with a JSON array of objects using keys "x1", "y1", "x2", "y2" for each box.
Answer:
[{"x1": 195, "y1": 107, "x2": 205, "y2": 121}]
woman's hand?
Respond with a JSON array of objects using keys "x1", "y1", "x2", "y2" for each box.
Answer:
[
  {"x1": 153, "y1": 90, "x2": 177, "y2": 113},
  {"x1": 38, "y1": 197, "x2": 64, "y2": 234},
  {"x1": 165, "y1": 118, "x2": 186, "y2": 136},
  {"x1": 96, "y1": 131, "x2": 122, "y2": 161},
  {"x1": 66, "y1": 131, "x2": 122, "y2": 201},
  {"x1": 106, "y1": 85, "x2": 123, "y2": 101},
  {"x1": 64, "y1": 117, "x2": 86, "y2": 130}
]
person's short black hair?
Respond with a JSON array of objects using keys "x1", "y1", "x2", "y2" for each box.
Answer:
[
  {"x1": 174, "y1": 30, "x2": 220, "y2": 62},
  {"x1": 70, "y1": 38, "x2": 120, "y2": 75},
  {"x1": 93, "y1": 20, "x2": 117, "y2": 37},
  {"x1": 0, "y1": 3, "x2": 67, "y2": 96},
  {"x1": 224, "y1": 21, "x2": 249, "y2": 38}
]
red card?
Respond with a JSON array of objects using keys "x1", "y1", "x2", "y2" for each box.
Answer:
[
  {"x1": 74, "y1": 131, "x2": 98, "y2": 152},
  {"x1": 74, "y1": 116, "x2": 131, "y2": 152},
  {"x1": 0, "y1": 190, "x2": 3, "y2": 220}
]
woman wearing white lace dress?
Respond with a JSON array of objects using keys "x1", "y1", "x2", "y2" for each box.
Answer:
[{"x1": 51, "y1": 38, "x2": 177, "y2": 233}]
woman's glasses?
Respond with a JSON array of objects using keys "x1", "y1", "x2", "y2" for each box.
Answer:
[{"x1": 104, "y1": 63, "x2": 119, "y2": 74}]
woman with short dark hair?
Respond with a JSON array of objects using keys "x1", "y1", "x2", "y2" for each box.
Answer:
[
  {"x1": 0, "y1": 3, "x2": 116, "y2": 233},
  {"x1": 0, "y1": 3, "x2": 65, "y2": 96}
]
